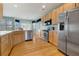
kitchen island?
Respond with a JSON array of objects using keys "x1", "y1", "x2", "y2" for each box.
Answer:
[{"x1": 0, "y1": 31, "x2": 25, "y2": 56}]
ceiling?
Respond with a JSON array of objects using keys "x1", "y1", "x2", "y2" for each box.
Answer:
[{"x1": 3, "y1": 3, "x2": 63, "y2": 20}]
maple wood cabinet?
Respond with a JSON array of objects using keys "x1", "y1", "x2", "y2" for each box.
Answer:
[
  {"x1": 56, "y1": 5, "x2": 64, "y2": 16},
  {"x1": 41, "y1": 16, "x2": 46, "y2": 22},
  {"x1": 49, "y1": 31, "x2": 54, "y2": 45},
  {"x1": 12, "y1": 31, "x2": 25, "y2": 46},
  {"x1": 0, "y1": 31, "x2": 14, "y2": 56},
  {"x1": 0, "y1": 31, "x2": 25, "y2": 56},
  {"x1": 0, "y1": 34, "x2": 10, "y2": 56},
  {"x1": 49, "y1": 31, "x2": 58, "y2": 46},
  {"x1": 0, "y1": 3, "x2": 3, "y2": 19},
  {"x1": 48, "y1": 12, "x2": 52, "y2": 19},
  {"x1": 63, "y1": 3, "x2": 76, "y2": 11},
  {"x1": 75, "y1": 3, "x2": 79, "y2": 8},
  {"x1": 51, "y1": 10, "x2": 57, "y2": 24}
]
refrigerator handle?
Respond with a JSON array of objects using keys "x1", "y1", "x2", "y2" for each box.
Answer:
[{"x1": 67, "y1": 17, "x2": 69, "y2": 38}]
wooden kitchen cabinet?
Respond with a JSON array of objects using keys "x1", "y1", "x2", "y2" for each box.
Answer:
[
  {"x1": 45, "y1": 15, "x2": 48, "y2": 21},
  {"x1": 48, "y1": 12, "x2": 52, "y2": 19},
  {"x1": 8, "y1": 33, "x2": 14, "y2": 51},
  {"x1": 49, "y1": 31, "x2": 53, "y2": 44},
  {"x1": 0, "y1": 31, "x2": 25, "y2": 56},
  {"x1": 41, "y1": 15, "x2": 46, "y2": 22},
  {"x1": 53, "y1": 31, "x2": 58, "y2": 46},
  {"x1": 56, "y1": 5, "x2": 64, "y2": 16},
  {"x1": 63, "y1": 3, "x2": 76, "y2": 11},
  {"x1": 41, "y1": 16, "x2": 44, "y2": 22},
  {"x1": 49, "y1": 31, "x2": 58, "y2": 47},
  {"x1": 13, "y1": 31, "x2": 25, "y2": 46},
  {"x1": 45, "y1": 12, "x2": 52, "y2": 21},
  {"x1": 51, "y1": 10, "x2": 57, "y2": 24},
  {"x1": 0, "y1": 35, "x2": 10, "y2": 56},
  {"x1": 75, "y1": 3, "x2": 79, "y2": 8},
  {"x1": 0, "y1": 3, "x2": 3, "y2": 19}
]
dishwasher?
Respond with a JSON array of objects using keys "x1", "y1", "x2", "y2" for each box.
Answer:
[{"x1": 25, "y1": 30, "x2": 33, "y2": 41}]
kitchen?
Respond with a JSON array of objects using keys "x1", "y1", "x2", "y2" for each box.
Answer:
[{"x1": 0, "y1": 3, "x2": 79, "y2": 56}]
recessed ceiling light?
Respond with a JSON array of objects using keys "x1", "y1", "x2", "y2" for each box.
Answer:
[
  {"x1": 42, "y1": 5, "x2": 46, "y2": 9},
  {"x1": 14, "y1": 4, "x2": 18, "y2": 8}
]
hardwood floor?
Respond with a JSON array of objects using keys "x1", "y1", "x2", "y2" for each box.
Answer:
[{"x1": 10, "y1": 35, "x2": 64, "y2": 56}]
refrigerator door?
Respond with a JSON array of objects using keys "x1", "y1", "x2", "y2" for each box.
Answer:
[
  {"x1": 67, "y1": 9, "x2": 79, "y2": 55},
  {"x1": 58, "y1": 12, "x2": 68, "y2": 54}
]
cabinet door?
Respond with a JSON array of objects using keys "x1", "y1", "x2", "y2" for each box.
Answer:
[
  {"x1": 41, "y1": 16, "x2": 44, "y2": 22},
  {"x1": 64, "y1": 3, "x2": 76, "y2": 11},
  {"x1": 42, "y1": 16, "x2": 46, "y2": 22},
  {"x1": 57, "y1": 5, "x2": 64, "y2": 16},
  {"x1": 53, "y1": 31, "x2": 58, "y2": 46},
  {"x1": 13, "y1": 31, "x2": 25, "y2": 46},
  {"x1": 49, "y1": 31, "x2": 53, "y2": 44},
  {"x1": 51, "y1": 11, "x2": 54, "y2": 23},
  {"x1": 0, "y1": 3, "x2": 3, "y2": 19},
  {"x1": 49, "y1": 31, "x2": 58, "y2": 46},
  {"x1": 8, "y1": 33, "x2": 13, "y2": 50},
  {"x1": 45, "y1": 15, "x2": 48, "y2": 21},
  {"x1": 41, "y1": 16, "x2": 45, "y2": 22},
  {"x1": 13, "y1": 32, "x2": 20, "y2": 46},
  {"x1": 48, "y1": 12, "x2": 52, "y2": 19},
  {"x1": 52, "y1": 10, "x2": 57, "y2": 24},
  {"x1": 51, "y1": 11, "x2": 55, "y2": 23},
  {"x1": 76, "y1": 3, "x2": 79, "y2": 8},
  {"x1": 1, "y1": 35, "x2": 9, "y2": 56}
]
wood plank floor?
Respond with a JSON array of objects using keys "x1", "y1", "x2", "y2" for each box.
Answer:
[{"x1": 10, "y1": 36, "x2": 64, "y2": 56}]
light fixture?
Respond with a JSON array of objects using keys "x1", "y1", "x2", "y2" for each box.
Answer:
[
  {"x1": 42, "y1": 5, "x2": 46, "y2": 9},
  {"x1": 14, "y1": 4, "x2": 18, "y2": 8},
  {"x1": 42, "y1": 5, "x2": 46, "y2": 10}
]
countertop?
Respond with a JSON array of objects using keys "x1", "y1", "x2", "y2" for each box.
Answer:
[{"x1": 0, "y1": 31, "x2": 13, "y2": 36}]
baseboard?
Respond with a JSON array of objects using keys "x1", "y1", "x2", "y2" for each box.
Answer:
[
  {"x1": 48, "y1": 41, "x2": 57, "y2": 47},
  {"x1": 25, "y1": 39, "x2": 32, "y2": 41},
  {"x1": 58, "y1": 49, "x2": 68, "y2": 56}
]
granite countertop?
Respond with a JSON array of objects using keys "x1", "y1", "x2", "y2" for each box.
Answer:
[{"x1": 0, "y1": 31, "x2": 13, "y2": 36}]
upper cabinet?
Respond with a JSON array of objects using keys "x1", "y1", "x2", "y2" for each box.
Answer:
[
  {"x1": 63, "y1": 3, "x2": 76, "y2": 11},
  {"x1": 41, "y1": 3, "x2": 76, "y2": 23},
  {"x1": 75, "y1": 3, "x2": 79, "y2": 8},
  {"x1": 0, "y1": 3, "x2": 3, "y2": 19},
  {"x1": 56, "y1": 5, "x2": 64, "y2": 16},
  {"x1": 51, "y1": 10, "x2": 57, "y2": 24},
  {"x1": 45, "y1": 12, "x2": 52, "y2": 21},
  {"x1": 41, "y1": 15, "x2": 46, "y2": 22},
  {"x1": 48, "y1": 12, "x2": 52, "y2": 19},
  {"x1": 43, "y1": 15, "x2": 46, "y2": 22},
  {"x1": 45, "y1": 14, "x2": 48, "y2": 21}
]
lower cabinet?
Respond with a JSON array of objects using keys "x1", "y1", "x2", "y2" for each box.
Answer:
[
  {"x1": 0, "y1": 35, "x2": 10, "y2": 56},
  {"x1": 13, "y1": 31, "x2": 25, "y2": 46},
  {"x1": 0, "y1": 31, "x2": 25, "y2": 56},
  {"x1": 49, "y1": 31, "x2": 58, "y2": 47}
]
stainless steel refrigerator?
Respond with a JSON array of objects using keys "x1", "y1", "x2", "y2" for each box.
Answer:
[{"x1": 58, "y1": 9, "x2": 79, "y2": 56}]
